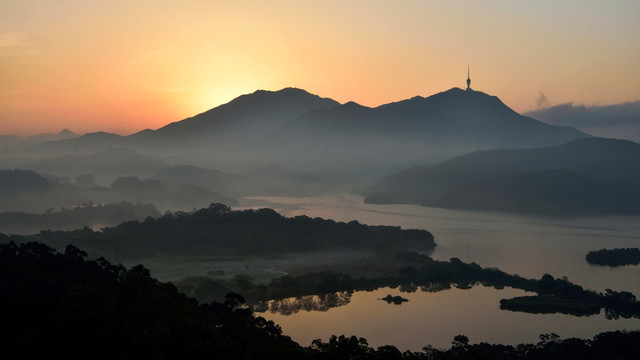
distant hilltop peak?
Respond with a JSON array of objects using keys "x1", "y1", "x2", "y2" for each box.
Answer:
[
  {"x1": 430, "y1": 87, "x2": 499, "y2": 102},
  {"x1": 58, "y1": 129, "x2": 77, "y2": 136},
  {"x1": 342, "y1": 101, "x2": 370, "y2": 110},
  {"x1": 132, "y1": 86, "x2": 340, "y2": 142},
  {"x1": 222, "y1": 87, "x2": 339, "y2": 107}
]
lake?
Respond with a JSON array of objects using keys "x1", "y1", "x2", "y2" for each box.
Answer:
[{"x1": 239, "y1": 194, "x2": 640, "y2": 350}]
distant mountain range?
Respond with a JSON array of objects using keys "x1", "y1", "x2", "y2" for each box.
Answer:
[
  {"x1": 282, "y1": 88, "x2": 587, "y2": 147},
  {"x1": 0, "y1": 129, "x2": 77, "y2": 150},
  {"x1": 15, "y1": 87, "x2": 590, "y2": 173},
  {"x1": 363, "y1": 137, "x2": 640, "y2": 215},
  {"x1": 4, "y1": 87, "x2": 636, "y2": 214},
  {"x1": 27, "y1": 131, "x2": 127, "y2": 154}
]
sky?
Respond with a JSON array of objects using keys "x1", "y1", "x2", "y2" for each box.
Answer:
[{"x1": 1, "y1": 0, "x2": 639, "y2": 136}]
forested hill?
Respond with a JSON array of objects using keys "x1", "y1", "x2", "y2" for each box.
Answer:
[
  {"x1": 364, "y1": 137, "x2": 640, "y2": 215},
  {"x1": 1, "y1": 203, "x2": 435, "y2": 259},
  {"x1": 0, "y1": 241, "x2": 304, "y2": 359}
]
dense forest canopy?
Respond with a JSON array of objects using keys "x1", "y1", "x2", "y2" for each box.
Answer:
[{"x1": 2, "y1": 203, "x2": 436, "y2": 259}]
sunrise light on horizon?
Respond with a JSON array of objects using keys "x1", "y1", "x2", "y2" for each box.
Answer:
[{"x1": 1, "y1": 0, "x2": 639, "y2": 136}]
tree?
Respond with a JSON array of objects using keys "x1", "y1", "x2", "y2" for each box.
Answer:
[{"x1": 452, "y1": 334, "x2": 469, "y2": 348}]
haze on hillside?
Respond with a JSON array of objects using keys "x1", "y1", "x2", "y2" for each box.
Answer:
[{"x1": 1, "y1": 85, "x2": 596, "y2": 213}]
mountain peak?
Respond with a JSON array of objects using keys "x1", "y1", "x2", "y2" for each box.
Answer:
[
  {"x1": 136, "y1": 87, "x2": 340, "y2": 142},
  {"x1": 250, "y1": 87, "x2": 311, "y2": 97},
  {"x1": 439, "y1": 87, "x2": 492, "y2": 98},
  {"x1": 57, "y1": 129, "x2": 77, "y2": 136},
  {"x1": 343, "y1": 101, "x2": 369, "y2": 110}
]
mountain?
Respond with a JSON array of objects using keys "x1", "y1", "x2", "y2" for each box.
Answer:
[
  {"x1": 26, "y1": 129, "x2": 78, "y2": 143},
  {"x1": 15, "y1": 87, "x2": 590, "y2": 176},
  {"x1": 282, "y1": 88, "x2": 589, "y2": 145},
  {"x1": 363, "y1": 137, "x2": 640, "y2": 215},
  {"x1": 127, "y1": 87, "x2": 340, "y2": 147},
  {"x1": 27, "y1": 131, "x2": 125, "y2": 155},
  {"x1": 24, "y1": 88, "x2": 340, "y2": 158},
  {"x1": 0, "y1": 129, "x2": 78, "y2": 150},
  {"x1": 278, "y1": 88, "x2": 590, "y2": 167},
  {"x1": 525, "y1": 101, "x2": 640, "y2": 142}
]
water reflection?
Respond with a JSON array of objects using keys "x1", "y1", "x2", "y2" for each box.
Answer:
[
  {"x1": 240, "y1": 194, "x2": 640, "y2": 350},
  {"x1": 260, "y1": 285, "x2": 640, "y2": 350},
  {"x1": 255, "y1": 291, "x2": 353, "y2": 315},
  {"x1": 239, "y1": 194, "x2": 640, "y2": 295},
  {"x1": 256, "y1": 282, "x2": 490, "y2": 315}
]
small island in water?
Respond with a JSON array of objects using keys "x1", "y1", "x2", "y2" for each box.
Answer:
[
  {"x1": 586, "y1": 248, "x2": 640, "y2": 267},
  {"x1": 379, "y1": 294, "x2": 409, "y2": 305}
]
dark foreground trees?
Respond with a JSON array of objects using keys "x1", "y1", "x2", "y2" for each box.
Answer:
[
  {"x1": 0, "y1": 241, "x2": 303, "y2": 359},
  {"x1": 1, "y1": 241, "x2": 639, "y2": 359}
]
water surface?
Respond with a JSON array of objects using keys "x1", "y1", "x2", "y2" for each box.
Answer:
[{"x1": 239, "y1": 194, "x2": 640, "y2": 349}]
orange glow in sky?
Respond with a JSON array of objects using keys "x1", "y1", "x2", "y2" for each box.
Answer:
[{"x1": 1, "y1": 0, "x2": 639, "y2": 136}]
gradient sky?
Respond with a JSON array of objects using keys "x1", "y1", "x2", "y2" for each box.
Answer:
[{"x1": 1, "y1": 0, "x2": 639, "y2": 136}]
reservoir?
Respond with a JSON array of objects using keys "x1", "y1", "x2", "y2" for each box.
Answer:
[{"x1": 239, "y1": 194, "x2": 640, "y2": 350}]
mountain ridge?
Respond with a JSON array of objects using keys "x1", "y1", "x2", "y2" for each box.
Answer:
[
  {"x1": 363, "y1": 137, "x2": 640, "y2": 215},
  {"x1": 127, "y1": 87, "x2": 340, "y2": 144},
  {"x1": 16, "y1": 87, "x2": 590, "y2": 172}
]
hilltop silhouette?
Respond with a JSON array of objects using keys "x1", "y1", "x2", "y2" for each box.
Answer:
[
  {"x1": 283, "y1": 88, "x2": 586, "y2": 147},
  {"x1": 278, "y1": 87, "x2": 589, "y2": 169},
  {"x1": 0, "y1": 129, "x2": 77, "y2": 150},
  {"x1": 129, "y1": 87, "x2": 339, "y2": 146},
  {"x1": 11, "y1": 87, "x2": 589, "y2": 174}
]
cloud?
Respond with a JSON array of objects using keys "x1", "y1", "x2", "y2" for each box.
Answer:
[
  {"x1": 535, "y1": 91, "x2": 551, "y2": 108},
  {"x1": 525, "y1": 101, "x2": 640, "y2": 142}
]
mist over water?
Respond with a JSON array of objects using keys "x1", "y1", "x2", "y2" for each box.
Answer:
[
  {"x1": 238, "y1": 194, "x2": 640, "y2": 349},
  {"x1": 240, "y1": 194, "x2": 640, "y2": 294}
]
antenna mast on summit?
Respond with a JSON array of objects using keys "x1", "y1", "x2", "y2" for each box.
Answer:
[{"x1": 466, "y1": 64, "x2": 471, "y2": 91}]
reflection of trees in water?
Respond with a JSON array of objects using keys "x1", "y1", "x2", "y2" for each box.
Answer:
[
  {"x1": 255, "y1": 283, "x2": 458, "y2": 314},
  {"x1": 254, "y1": 291, "x2": 353, "y2": 315}
]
